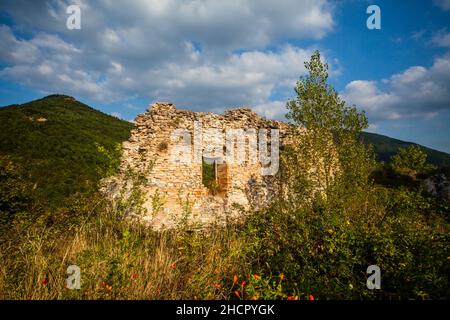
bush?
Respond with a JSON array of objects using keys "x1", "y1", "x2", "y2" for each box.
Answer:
[{"x1": 391, "y1": 145, "x2": 428, "y2": 174}]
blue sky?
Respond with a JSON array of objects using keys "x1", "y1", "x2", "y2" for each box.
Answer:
[{"x1": 1, "y1": 0, "x2": 450, "y2": 152}]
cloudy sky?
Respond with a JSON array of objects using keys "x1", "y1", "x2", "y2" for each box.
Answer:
[{"x1": 1, "y1": 0, "x2": 450, "y2": 152}]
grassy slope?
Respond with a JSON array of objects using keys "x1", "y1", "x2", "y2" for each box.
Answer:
[
  {"x1": 360, "y1": 131, "x2": 450, "y2": 166},
  {"x1": 0, "y1": 94, "x2": 133, "y2": 208}
]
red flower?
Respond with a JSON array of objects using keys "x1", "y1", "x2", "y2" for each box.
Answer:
[
  {"x1": 132, "y1": 273, "x2": 137, "y2": 280},
  {"x1": 41, "y1": 277, "x2": 48, "y2": 286},
  {"x1": 233, "y1": 275, "x2": 238, "y2": 284},
  {"x1": 287, "y1": 296, "x2": 297, "y2": 300},
  {"x1": 309, "y1": 294, "x2": 315, "y2": 300},
  {"x1": 241, "y1": 281, "x2": 246, "y2": 288},
  {"x1": 234, "y1": 291, "x2": 240, "y2": 299}
]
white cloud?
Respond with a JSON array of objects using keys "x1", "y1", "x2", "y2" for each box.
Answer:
[
  {"x1": 0, "y1": 0, "x2": 334, "y2": 52},
  {"x1": 433, "y1": 31, "x2": 450, "y2": 47},
  {"x1": 0, "y1": 25, "x2": 109, "y2": 100},
  {"x1": 0, "y1": 18, "x2": 322, "y2": 113},
  {"x1": 434, "y1": 0, "x2": 450, "y2": 11},
  {"x1": 341, "y1": 54, "x2": 450, "y2": 123},
  {"x1": 31, "y1": 33, "x2": 81, "y2": 53},
  {"x1": 341, "y1": 80, "x2": 400, "y2": 120},
  {"x1": 0, "y1": 25, "x2": 40, "y2": 64},
  {"x1": 140, "y1": 45, "x2": 313, "y2": 110},
  {"x1": 253, "y1": 101, "x2": 287, "y2": 120},
  {"x1": 0, "y1": 0, "x2": 334, "y2": 113}
]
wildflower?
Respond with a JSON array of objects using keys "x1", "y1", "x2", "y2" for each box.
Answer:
[
  {"x1": 279, "y1": 273, "x2": 285, "y2": 281},
  {"x1": 132, "y1": 273, "x2": 137, "y2": 280},
  {"x1": 170, "y1": 262, "x2": 177, "y2": 269},
  {"x1": 41, "y1": 277, "x2": 48, "y2": 286},
  {"x1": 233, "y1": 275, "x2": 238, "y2": 284},
  {"x1": 253, "y1": 274, "x2": 261, "y2": 280},
  {"x1": 234, "y1": 290, "x2": 240, "y2": 299},
  {"x1": 287, "y1": 296, "x2": 298, "y2": 300},
  {"x1": 241, "y1": 281, "x2": 246, "y2": 288},
  {"x1": 309, "y1": 294, "x2": 315, "y2": 300},
  {"x1": 106, "y1": 285, "x2": 112, "y2": 291},
  {"x1": 214, "y1": 283, "x2": 221, "y2": 289},
  {"x1": 101, "y1": 281, "x2": 106, "y2": 287}
]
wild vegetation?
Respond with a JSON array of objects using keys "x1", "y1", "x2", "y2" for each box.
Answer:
[
  {"x1": 0, "y1": 53, "x2": 449, "y2": 300},
  {"x1": 360, "y1": 131, "x2": 450, "y2": 166},
  {"x1": 0, "y1": 95, "x2": 133, "y2": 210}
]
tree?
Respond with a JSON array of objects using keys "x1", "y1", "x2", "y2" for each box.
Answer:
[
  {"x1": 283, "y1": 50, "x2": 374, "y2": 206},
  {"x1": 391, "y1": 145, "x2": 427, "y2": 173},
  {"x1": 0, "y1": 156, "x2": 32, "y2": 228}
]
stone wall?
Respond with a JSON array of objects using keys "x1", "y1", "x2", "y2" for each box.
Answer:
[
  {"x1": 105, "y1": 102, "x2": 289, "y2": 230},
  {"x1": 421, "y1": 173, "x2": 450, "y2": 203}
]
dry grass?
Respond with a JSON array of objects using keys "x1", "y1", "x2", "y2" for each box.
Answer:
[{"x1": 0, "y1": 196, "x2": 249, "y2": 300}]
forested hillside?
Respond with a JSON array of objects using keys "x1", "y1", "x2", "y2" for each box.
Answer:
[{"x1": 0, "y1": 95, "x2": 133, "y2": 210}]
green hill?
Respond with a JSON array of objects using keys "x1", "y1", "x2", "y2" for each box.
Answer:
[
  {"x1": 0, "y1": 95, "x2": 133, "y2": 210},
  {"x1": 360, "y1": 131, "x2": 450, "y2": 166}
]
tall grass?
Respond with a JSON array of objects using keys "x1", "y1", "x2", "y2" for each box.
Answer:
[
  {"x1": 1, "y1": 182, "x2": 448, "y2": 300},
  {"x1": 0, "y1": 191, "x2": 253, "y2": 300}
]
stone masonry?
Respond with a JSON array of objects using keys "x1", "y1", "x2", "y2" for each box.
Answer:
[{"x1": 105, "y1": 102, "x2": 289, "y2": 230}]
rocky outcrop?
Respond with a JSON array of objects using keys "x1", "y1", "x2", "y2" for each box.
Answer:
[{"x1": 421, "y1": 173, "x2": 450, "y2": 202}]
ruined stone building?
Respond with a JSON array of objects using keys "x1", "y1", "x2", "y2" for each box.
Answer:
[{"x1": 104, "y1": 102, "x2": 289, "y2": 229}]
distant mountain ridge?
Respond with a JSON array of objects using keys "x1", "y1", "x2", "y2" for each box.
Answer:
[{"x1": 360, "y1": 131, "x2": 450, "y2": 166}]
